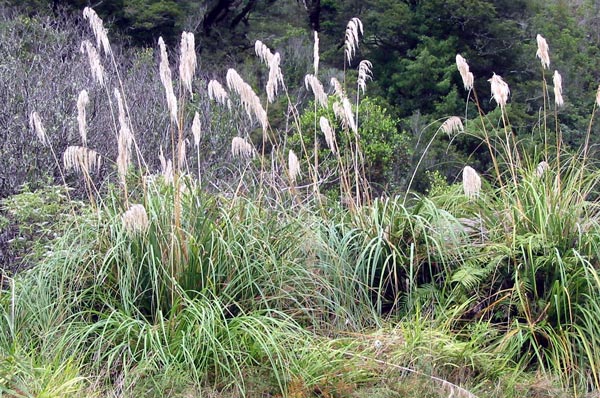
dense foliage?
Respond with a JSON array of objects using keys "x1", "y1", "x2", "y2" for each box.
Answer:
[{"x1": 5, "y1": 1, "x2": 600, "y2": 397}]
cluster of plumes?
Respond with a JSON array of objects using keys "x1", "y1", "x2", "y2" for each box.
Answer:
[
  {"x1": 536, "y1": 34, "x2": 550, "y2": 70},
  {"x1": 441, "y1": 116, "x2": 464, "y2": 135},
  {"x1": 313, "y1": 31, "x2": 320, "y2": 75},
  {"x1": 179, "y1": 32, "x2": 197, "y2": 96},
  {"x1": 231, "y1": 137, "x2": 255, "y2": 159},
  {"x1": 226, "y1": 69, "x2": 268, "y2": 132},
  {"x1": 63, "y1": 146, "x2": 101, "y2": 175},
  {"x1": 192, "y1": 112, "x2": 201, "y2": 147},
  {"x1": 455, "y1": 54, "x2": 474, "y2": 91},
  {"x1": 77, "y1": 90, "x2": 89, "y2": 146},
  {"x1": 288, "y1": 150, "x2": 301, "y2": 183},
  {"x1": 83, "y1": 7, "x2": 111, "y2": 56},
  {"x1": 553, "y1": 71, "x2": 564, "y2": 107},
  {"x1": 159, "y1": 149, "x2": 173, "y2": 183},
  {"x1": 29, "y1": 111, "x2": 48, "y2": 146},
  {"x1": 122, "y1": 204, "x2": 149, "y2": 236},
  {"x1": 488, "y1": 73, "x2": 510, "y2": 109},
  {"x1": 255, "y1": 40, "x2": 284, "y2": 103},
  {"x1": 330, "y1": 77, "x2": 357, "y2": 133},
  {"x1": 114, "y1": 89, "x2": 132, "y2": 186},
  {"x1": 80, "y1": 40, "x2": 105, "y2": 87},
  {"x1": 158, "y1": 37, "x2": 178, "y2": 125},
  {"x1": 345, "y1": 17, "x2": 363, "y2": 63},
  {"x1": 357, "y1": 60, "x2": 373, "y2": 94},
  {"x1": 536, "y1": 161, "x2": 549, "y2": 177},
  {"x1": 207, "y1": 80, "x2": 231, "y2": 109},
  {"x1": 304, "y1": 74, "x2": 328, "y2": 108},
  {"x1": 319, "y1": 117, "x2": 336, "y2": 154},
  {"x1": 462, "y1": 166, "x2": 481, "y2": 200}
]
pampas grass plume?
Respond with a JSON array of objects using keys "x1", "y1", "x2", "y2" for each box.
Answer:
[
  {"x1": 553, "y1": 70, "x2": 563, "y2": 107},
  {"x1": 192, "y1": 112, "x2": 201, "y2": 147},
  {"x1": 463, "y1": 166, "x2": 481, "y2": 199},
  {"x1": 63, "y1": 145, "x2": 101, "y2": 174},
  {"x1": 304, "y1": 74, "x2": 328, "y2": 107},
  {"x1": 536, "y1": 161, "x2": 549, "y2": 177},
  {"x1": 441, "y1": 116, "x2": 464, "y2": 134},
  {"x1": 319, "y1": 116, "x2": 336, "y2": 154},
  {"x1": 226, "y1": 68, "x2": 268, "y2": 132},
  {"x1": 77, "y1": 90, "x2": 89, "y2": 146},
  {"x1": 122, "y1": 204, "x2": 149, "y2": 235},
  {"x1": 80, "y1": 40, "x2": 105, "y2": 86},
  {"x1": 29, "y1": 111, "x2": 48, "y2": 146},
  {"x1": 455, "y1": 54, "x2": 474, "y2": 91},
  {"x1": 536, "y1": 34, "x2": 550, "y2": 69},
  {"x1": 488, "y1": 73, "x2": 510, "y2": 109},
  {"x1": 179, "y1": 31, "x2": 196, "y2": 96},
  {"x1": 288, "y1": 149, "x2": 300, "y2": 183},
  {"x1": 158, "y1": 37, "x2": 179, "y2": 125},
  {"x1": 345, "y1": 17, "x2": 363, "y2": 63},
  {"x1": 357, "y1": 60, "x2": 373, "y2": 94},
  {"x1": 83, "y1": 7, "x2": 111, "y2": 56},
  {"x1": 207, "y1": 79, "x2": 231, "y2": 109},
  {"x1": 231, "y1": 137, "x2": 255, "y2": 159}
]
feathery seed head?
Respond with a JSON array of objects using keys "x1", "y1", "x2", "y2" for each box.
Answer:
[
  {"x1": 83, "y1": 7, "x2": 111, "y2": 56},
  {"x1": 313, "y1": 31, "x2": 320, "y2": 75},
  {"x1": 159, "y1": 148, "x2": 173, "y2": 184},
  {"x1": 122, "y1": 204, "x2": 149, "y2": 236},
  {"x1": 536, "y1": 161, "x2": 549, "y2": 177},
  {"x1": 319, "y1": 116, "x2": 336, "y2": 154},
  {"x1": 80, "y1": 40, "x2": 105, "y2": 86},
  {"x1": 207, "y1": 80, "x2": 231, "y2": 109},
  {"x1": 158, "y1": 37, "x2": 179, "y2": 125},
  {"x1": 455, "y1": 54, "x2": 474, "y2": 91},
  {"x1": 441, "y1": 116, "x2": 464, "y2": 134},
  {"x1": 596, "y1": 84, "x2": 600, "y2": 107},
  {"x1": 488, "y1": 73, "x2": 510, "y2": 109},
  {"x1": 553, "y1": 70, "x2": 564, "y2": 107},
  {"x1": 77, "y1": 90, "x2": 89, "y2": 147},
  {"x1": 536, "y1": 34, "x2": 550, "y2": 69},
  {"x1": 288, "y1": 149, "x2": 301, "y2": 183},
  {"x1": 178, "y1": 139, "x2": 187, "y2": 170},
  {"x1": 463, "y1": 166, "x2": 481, "y2": 200},
  {"x1": 179, "y1": 31, "x2": 197, "y2": 96},
  {"x1": 330, "y1": 77, "x2": 343, "y2": 96},
  {"x1": 115, "y1": 89, "x2": 132, "y2": 186},
  {"x1": 304, "y1": 74, "x2": 328, "y2": 107},
  {"x1": 357, "y1": 60, "x2": 373, "y2": 94},
  {"x1": 192, "y1": 112, "x2": 201, "y2": 147},
  {"x1": 63, "y1": 145, "x2": 101, "y2": 174},
  {"x1": 345, "y1": 17, "x2": 363, "y2": 63},
  {"x1": 226, "y1": 68, "x2": 268, "y2": 132},
  {"x1": 255, "y1": 40, "x2": 274, "y2": 65},
  {"x1": 29, "y1": 111, "x2": 48, "y2": 146},
  {"x1": 266, "y1": 51, "x2": 284, "y2": 103},
  {"x1": 332, "y1": 98, "x2": 357, "y2": 133},
  {"x1": 231, "y1": 137, "x2": 255, "y2": 159}
]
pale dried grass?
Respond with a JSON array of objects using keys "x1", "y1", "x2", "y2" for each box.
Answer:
[
  {"x1": 63, "y1": 145, "x2": 101, "y2": 175},
  {"x1": 536, "y1": 34, "x2": 550, "y2": 69},
  {"x1": 455, "y1": 54, "x2": 474, "y2": 91},
  {"x1": 121, "y1": 204, "x2": 149, "y2": 235},
  {"x1": 29, "y1": 111, "x2": 48, "y2": 146},
  {"x1": 231, "y1": 137, "x2": 255, "y2": 159},
  {"x1": 304, "y1": 74, "x2": 328, "y2": 108},
  {"x1": 488, "y1": 73, "x2": 510, "y2": 109},
  {"x1": 553, "y1": 70, "x2": 563, "y2": 107},
  {"x1": 158, "y1": 37, "x2": 178, "y2": 125},
  {"x1": 226, "y1": 68, "x2": 268, "y2": 132},
  {"x1": 288, "y1": 149, "x2": 301, "y2": 183},
  {"x1": 462, "y1": 166, "x2": 481, "y2": 199},
  {"x1": 319, "y1": 116, "x2": 336, "y2": 154},
  {"x1": 441, "y1": 116, "x2": 464, "y2": 135},
  {"x1": 179, "y1": 32, "x2": 197, "y2": 96},
  {"x1": 357, "y1": 60, "x2": 373, "y2": 94},
  {"x1": 80, "y1": 40, "x2": 105, "y2": 86},
  {"x1": 77, "y1": 90, "x2": 89, "y2": 147},
  {"x1": 345, "y1": 17, "x2": 363, "y2": 63}
]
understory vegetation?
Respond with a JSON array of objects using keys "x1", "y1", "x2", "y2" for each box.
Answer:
[{"x1": 4, "y1": 3, "x2": 600, "y2": 398}]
